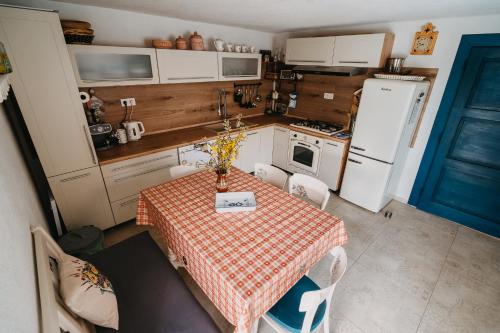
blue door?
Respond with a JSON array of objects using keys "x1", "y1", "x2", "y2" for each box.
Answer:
[{"x1": 411, "y1": 35, "x2": 500, "y2": 237}]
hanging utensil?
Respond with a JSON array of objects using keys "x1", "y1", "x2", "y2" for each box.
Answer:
[
  {"x1": 239, "y1": 85, "x2": 246, "y2": 108},
  {"x1": 255, "y1": 84, "x2": 262, "y2": 103}
]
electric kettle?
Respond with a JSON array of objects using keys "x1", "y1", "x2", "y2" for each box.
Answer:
[{"x1": 122, "y1": 121, "x2": 145, "y2": 141}]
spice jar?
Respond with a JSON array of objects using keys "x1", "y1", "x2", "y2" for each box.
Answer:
[{"x1": 189, "y1": 31, "x2": 204, "y2": 51}]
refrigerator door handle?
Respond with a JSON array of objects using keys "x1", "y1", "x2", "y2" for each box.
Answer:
[
  {"x1": 348, "y1": 158, "x2": 362, "y2": 164},
  {"x1": 351, "y1": 145, "x2": 366, "y2": 151}
]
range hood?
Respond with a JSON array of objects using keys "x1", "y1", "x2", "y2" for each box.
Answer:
[{"x1": 292, "y1": 65, "x2": 366, "y2": 77}]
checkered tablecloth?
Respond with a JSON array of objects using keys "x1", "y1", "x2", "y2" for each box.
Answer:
[{"x1": 137, "y1": 168, "x2": 347, "y2": 333}]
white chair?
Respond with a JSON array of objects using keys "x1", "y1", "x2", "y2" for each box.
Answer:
[
  {"x1": 288, "y1": 173, "x2": 330, "y2": 210},
  {"x1": 169, "y1": 165, "x2": 200, "y2": 179},
  {"x1": 254, "y1": 163, "x2": 288, "y2": 190},
  {"x1": 262, "y1": 247, "x2": 347, "y2": 333}
]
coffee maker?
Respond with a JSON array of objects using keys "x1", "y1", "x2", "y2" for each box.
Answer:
[{"x1": 89, "y1": 123, "x2": 118, "y2": 151}]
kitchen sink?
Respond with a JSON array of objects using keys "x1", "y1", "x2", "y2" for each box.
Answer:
[{"x1": 204, "y1": 120, "x2": 258, "y2": 133}]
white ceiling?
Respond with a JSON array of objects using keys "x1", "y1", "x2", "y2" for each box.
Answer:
[{"x1": 54, "y1": 0, "x2": 500, "y2": 32}]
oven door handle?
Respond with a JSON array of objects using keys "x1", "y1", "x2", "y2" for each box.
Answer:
[{"x1": 292, "y1": 140, "x2": 321, "y2": 150}]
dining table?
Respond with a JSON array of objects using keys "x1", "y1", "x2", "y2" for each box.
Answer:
[{"x1": 136, "y1": 168, "x2": 348, "y2": 333}]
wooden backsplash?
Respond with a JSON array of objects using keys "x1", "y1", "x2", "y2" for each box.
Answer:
[
  {"x1": 83, "y1": 79, "x2": 272, "y2": 135},
  {"x1": 280, "y1": 70, "x2": 376, "y2": 126},
  {"x1": 82, "y1": 68, "x2": 437, "y2": 136}
]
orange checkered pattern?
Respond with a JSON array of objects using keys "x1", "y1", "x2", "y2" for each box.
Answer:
[{"x1": 137, "y1": 168, "x2": 347, "y2": 333}]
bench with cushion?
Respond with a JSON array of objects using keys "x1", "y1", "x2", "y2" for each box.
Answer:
[{"x1": 32, "y1": 227, "x2": 220, "y2": 333}]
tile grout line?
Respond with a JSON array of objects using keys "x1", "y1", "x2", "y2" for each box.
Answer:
[{"x1": 414, "y1": 228, "x2": 458, "y2": 333}]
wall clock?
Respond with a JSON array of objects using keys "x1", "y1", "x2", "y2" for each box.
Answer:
[{"x1": 411, "y1": 23, "x2": 438, "y2": 55}]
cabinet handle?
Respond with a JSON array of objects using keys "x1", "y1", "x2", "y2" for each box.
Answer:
[
  {"x1": 120, "y1": 197, "x2": 139, "y2": 207},
  {"x1": 348, "y1": 158, "x2": 362, "y2": 164},
  {"x1": 247, "y1": 132, "x2": 258, "y2": 136},
  {"x1": 338, "y1": 61, "x2": 368, "y2": 64},
  {"x1": 275, "y1": 128, "x2": 287, "y2": 133},
  {"x1": 167, "y1": 76, "x2": 215, "y2": 80},
  {"x1": 83, "y1": 125, "x2": 97, "y2": 165},
  {"x1": 326, "y1": 142, "x2": 338, "y2": 147},
  {"x1": 223, "y1": 74, "x2": 257, "y2": 77},
  {"x1": 113, "y1": 166, "x2": 169, "y2": 182},
  {"x1": 351, "y1": 146, "x2": 365, "y2": 151},
  {"x1": 60, "y1": 172, "x2": 91, "y2": 183},
  {"x1": 110, "y1": 154, "x2": 173, "y2": 173},
  {"x1": 288, "y1": 60, "x2": 326, "y2": 63}
]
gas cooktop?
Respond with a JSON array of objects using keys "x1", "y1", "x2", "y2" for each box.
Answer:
[{"x1": 290, "y1": 120, "x2": 344, "y2": 136}]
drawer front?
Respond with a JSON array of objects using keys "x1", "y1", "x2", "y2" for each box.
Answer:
[
  {"x1": 105, "y1": 163, "x2": 174, "y2": 202},
  {"x1": 111, "y1": 195, "x2": 139, "y2": 224},
  {"x1": 101, "y1": 149, "x2": 178, "y2": 178}
]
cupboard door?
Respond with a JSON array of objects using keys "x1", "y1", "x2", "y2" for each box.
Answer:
[
  {"x1": 332, "y1": 34, "x2": 389, "y2": 68},
  {"x1": 285, "y1": 37, "x2": 335, "y2": 66},
  {"x1": 68, "y1": 45, "x2": 159, "y2": 87},
  {"x1": 258, "y1": 126, "x2": 274, "y2": 165},
  {"x1": 103, "y1": 149, "x2": 178, "y2": 202},
  {"x1": 157, "y1": 50, "x2": 219, "y2": 83},
  {"x1": 318, "y1": 141, "x2": 345, "y2": 190},
  {"x1": 111, "y1": 195, "x2": 139, "y2": 225},
  {"x1": 0, "y1": 8, "x2": 97, "y2": 177},
  {"x1": 218, "y1": 52, "x2": 261, "y2": 81},
  {"x1": 48, "y1": 167, "x2": 115, "y2": 231},
  {"x1": 272, "y1": 127, "x2": 290, "y2": 170},
  {"x1": 235, "y1": 130, "x2": 260, "y2": 173}
]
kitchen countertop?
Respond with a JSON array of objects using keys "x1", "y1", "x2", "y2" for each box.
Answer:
[{"x1": 96, "y1": 115, "x2": 351, "y2": 165}]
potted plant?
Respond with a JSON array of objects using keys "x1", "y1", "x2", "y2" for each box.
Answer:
[{"x1": 207, "y1": 115, "x2": 247, "y2": 192}]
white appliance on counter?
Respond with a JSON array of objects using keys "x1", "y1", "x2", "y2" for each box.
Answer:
[
  {"x1": 340, "y1": 79, "x2": 430, "y2": 212},
  {"x1": 288, "y1": 130, "x2": 323, "y2": 176}
]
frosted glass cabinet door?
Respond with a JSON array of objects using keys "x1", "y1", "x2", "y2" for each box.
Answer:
[
  {"x1": 218, "y1": 52, "x2": 261, "y2": 81},
  {"x1": 68, "y1": 45, "x2": 159, "y2": 86}
]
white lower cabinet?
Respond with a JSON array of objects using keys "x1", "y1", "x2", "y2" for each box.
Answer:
[
  {"x1": 258, "y1": 126, "x2": 274, "y2": 165},
  {"x1": 272, "y1": 126, "x2": 290, "y2": 170},
  {"x1": 235, "y1": 130, "x2": 261, "y2": 173},
  {"x1": 318, "y1": 140, "x2": 345, "y2": 190},
  {"x1": 48, "y1": 167, "x2": 115, "y2": 231},
  {"x1": 110, "y1": 195, "x2": 140, "y2": 225},
  {"x1": 101, "y1": 149, "x2": 179, "y2": 224}
]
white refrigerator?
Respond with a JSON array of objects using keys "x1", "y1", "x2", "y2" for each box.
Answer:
[{"x1": 340, "y1": 79, "x2": 430, "y2": 212}]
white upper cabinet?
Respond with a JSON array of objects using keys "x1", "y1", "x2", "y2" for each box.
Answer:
[
  {"x1": 218, "y1": 52, "x2": 261, "y2": 81},
  {"x1": 285, "y1": 37, "x2": 336, "y2": 66},
  {"x1": 68, "y1": 45, "x2": 159, "y2": 87},
  {"x1": 157, "y1": 49, "x2": 218, "y2": 83},
  {"x1": 332, "y1": 33, "x2": 393, "y2": 68},
  {"x1": 0, "y1": 7, "x2": 98, "y2": 177}
]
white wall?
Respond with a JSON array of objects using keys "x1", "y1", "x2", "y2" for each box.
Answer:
[
  {"x1": 0, "y1": 95, "x2": 48, "y2": 332},
  {"x1": 4, "y1": 0, "x2": 274, "y2": 50},
  {"x1": 275, "y1": 14, "x2": 500, "y2": 202}
]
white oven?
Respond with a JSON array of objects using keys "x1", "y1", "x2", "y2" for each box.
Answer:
[{"x1": 288, "y1": 131, "x2": 323, "y2": 175}]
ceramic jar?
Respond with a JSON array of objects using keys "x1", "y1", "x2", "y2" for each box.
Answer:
[
  {"x1": 189, "y1": 31, "x2": 204, "y2": 51},
  {"x1": 175, "y1": 35, "x2": 188, "y2": 50}
]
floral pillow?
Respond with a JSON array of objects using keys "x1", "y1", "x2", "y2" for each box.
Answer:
[{"x1": 59, "y1": 255, "x2": 119, "y2": 329}]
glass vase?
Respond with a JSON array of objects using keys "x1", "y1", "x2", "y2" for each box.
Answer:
[{"x1": 215, "y1": 170, "x2": 228, "y2": 193}]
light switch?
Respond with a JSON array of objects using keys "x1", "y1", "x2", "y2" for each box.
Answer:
[{"x1": 323, "y1": 92, "x2": 334, "y2": 100}]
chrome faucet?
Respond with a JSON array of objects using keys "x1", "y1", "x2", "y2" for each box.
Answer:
[{"x1": 217, "y1": 88, "x2": 228, "y2": 119}]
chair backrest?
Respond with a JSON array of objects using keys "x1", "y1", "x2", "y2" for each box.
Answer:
[
  {"x1": 32, "y1": 226, "x2": 94, "y2": 333},
  {"x1": 288, "y1": 173, "x2": 330, "y2": 210},
  {"x1": 298, "y1": 246, "x2": 347, "y2": 333},
  {"x1": 169, "y1": 165, "x2": 200, "y2": 180},
  {"x1": 254, "y1": 163, "x2": 288, "y2": 190}
]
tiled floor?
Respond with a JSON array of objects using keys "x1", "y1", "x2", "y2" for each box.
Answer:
[{"x1": 104, "y1": 196, "x2": 500, "y2": 333}]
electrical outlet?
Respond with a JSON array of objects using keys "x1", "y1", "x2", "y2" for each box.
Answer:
[
  {"x1": 323, "y1": 93, "x2": 334, "y2": 100},
  {"x1": 120, "y1": 98, "x2": 136, "y2": 107}
]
